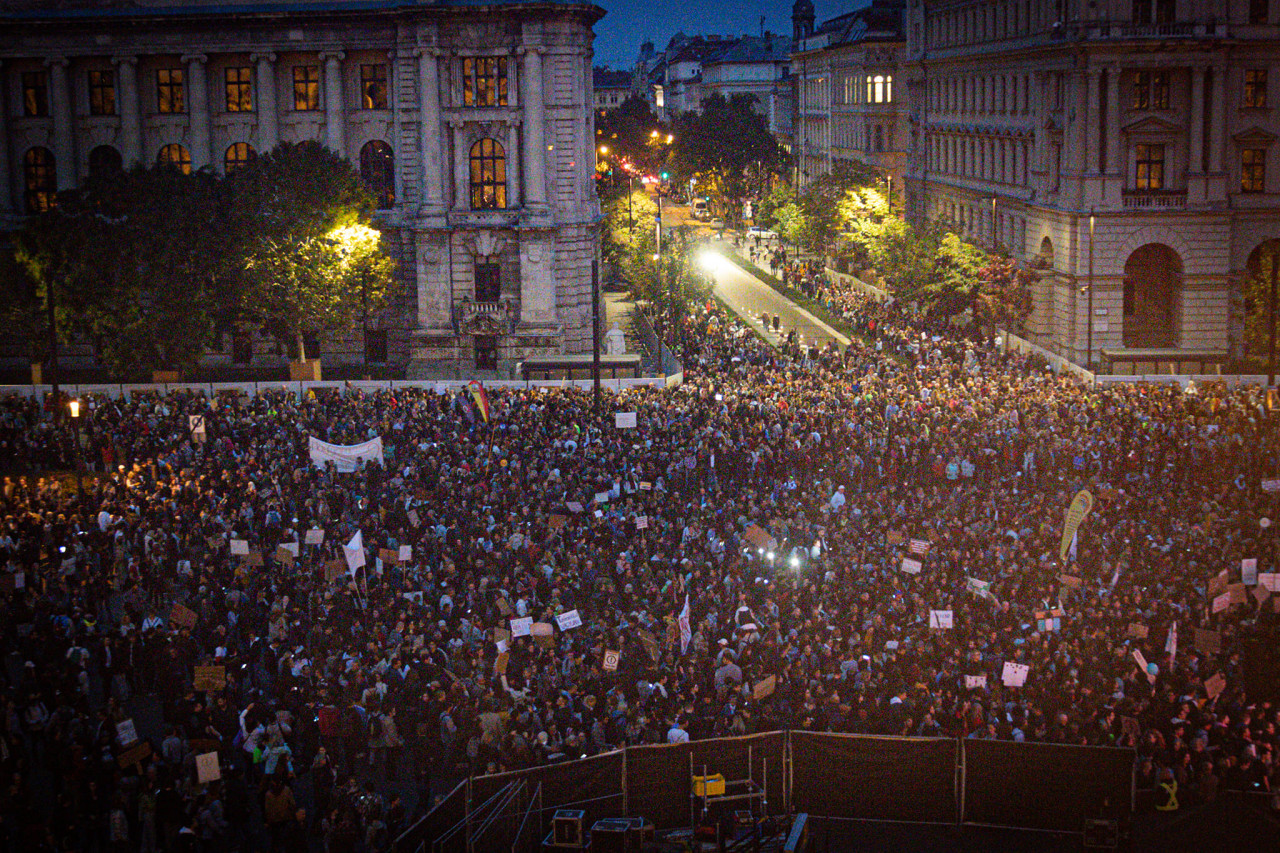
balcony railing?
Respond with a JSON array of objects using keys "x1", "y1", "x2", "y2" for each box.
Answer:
[
  {"x1": 1121, "y1": 189, "x2": 1186, "y2": 209},
  {"x1": 1057, "y1": 19, "x2": 1224, "y2": 40},
  {"x1": 456, "y1": 299, "x2": 516, "y2": 335}
]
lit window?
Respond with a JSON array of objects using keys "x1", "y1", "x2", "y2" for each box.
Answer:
[
  {"x1": 469, "y1": 138, "x2": 506, "y2": 209},
  {"x1": 293, "y1": 65, "x2": 319, "y2": 111},
  {"x1": 225, "y1": 66, "x2": 253, "y2": 112},
  {"x1": 462, "y1": 57, "x2": 508, "y2": 107},
  {"x1": 23, "y1": 147, "x2": 56, "y2": 213},
  {"x1": 1241, "y1": 148, "x2": 1266, "y2": 193},
  {"x1": 88, "y1": 70, "x2": 116, "y2": 116},
  {"x1": 1134, "y1": 143, "x2": 1164, "y2": 190},
  {"x1": 224, "y1": 142, "x2": 256, "y2": 173},
  {"x1": 1132, "y1": 71, "x2": 1169, "y2": 110},
  {"x1": 22, "y1": 72, "x2": 48, "y2": 117},
  {"x1": 1245, "y1": 69, "x2": 1267, "y2": 108},
  {"x1": 361, "y1": 64, "x2": 387, "y2": 110},
  {"x1": 157, "y1": 68, "x2": 184, "y2": 114},
  {"x1": 158, "y1": 143, "x2": 191, "y2": 174}
]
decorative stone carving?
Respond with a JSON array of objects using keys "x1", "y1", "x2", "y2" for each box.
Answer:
[
  {"x1": 472, "y1": 229, "x2": 506, "y2": 259},
  {"x1": 457, "y1": 298, "x2": 514, "y2": 334}
]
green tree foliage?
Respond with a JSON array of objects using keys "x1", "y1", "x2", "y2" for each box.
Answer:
[
  {"x1": 1243, "y1": 241, "x2": 1280, "y2": 362},
  {"x1": 601, "y1": 188, "x2": 658, "y2": 269},
  {"x1": 0, "y1": 243, "x2": 51, "y2": 363},
  {"x1": 621, "y1": 224, "x2": 705, "y2": 344},
  {"x1": 975, "y1": 255, "x2": 1035, "y2": 336},
  {"x1": 670, "y1": 94, "x2": 786, "y2": 225},
  {"x1": 595, "y1": 95, "x2": 664, "y2": 177},
  {"x1": 754, "y1": 184, "x2": 797, "y2": 230},
  {"x1": 847, "y1": 217, "x2": 987, "y2": 315},
  {"x1": 227, "y1": 141, "x2": 397, "y2": 362}
]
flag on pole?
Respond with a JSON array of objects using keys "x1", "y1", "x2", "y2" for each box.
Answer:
[
  {"x1": 468, "y1": 380, "x2": 490, "y2": 423},
  {"x1": 1165, "y1": 620, "x2": 1178, "y2": 661},
  {"x1": 343, "y1": 531, "x2": 366, "y2": 574},
  {"x1": 677, "y1": 594, "x2": 692, "y2": 655}
]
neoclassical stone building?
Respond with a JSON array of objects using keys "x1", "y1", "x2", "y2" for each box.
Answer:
[{"x1": 0, "y1": 0, "x2": 604, "y2": 376}]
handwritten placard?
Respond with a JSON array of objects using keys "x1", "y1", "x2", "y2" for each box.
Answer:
[
  {"x1": 305, "y1": 528, "x2": 325, "y2": 545},
  {"x1": 1001, "y1": 661, "x2": 1029, "y2": 687},
  {"x1": 556, "y1": 609, "x2": 583, "y2": 631},
  {"x1": 929, "y1": 609, "x2": 953, "y2": 629},
  {"x1": 510, "y1": 616, "x2": 533, "y2": 638},
  {"x1": 196, "y1": 751, "x2": 221, "y2": 784},
  {"x1": 614, "y1": 412, "x2": 637, "y2": 429}
]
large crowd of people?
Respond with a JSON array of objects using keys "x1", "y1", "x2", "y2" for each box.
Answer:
[{"x1": 0, "y1": 263, "x2": 1277, "y2": 852}]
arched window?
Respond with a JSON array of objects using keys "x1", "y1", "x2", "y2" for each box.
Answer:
[
  {"x1": 88, "y1": 145, "x2": 122, "y2": 179},
  {"x1": 157, "y1": 143, "x2": 191, "y2": 174},
  {"x1": 469, "y1": 138, "x2": 506, "y2": 210},
  {"x1": 360, "y1": 140, "x2": 395, "y2": 209},
  {"x1": 23, "y1": 147, "x2": 56, "y2": 213},
  {"x1": 224, "y1": 142, "x2": 256, "y2": 173}
]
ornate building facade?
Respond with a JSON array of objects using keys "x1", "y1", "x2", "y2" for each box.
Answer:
[
  {"x1": 792, "y1": 0, "x2": 1280, "y2": 368},
  {"x1": 0, "y1": 0, "x2": 604, "y2": 376}
]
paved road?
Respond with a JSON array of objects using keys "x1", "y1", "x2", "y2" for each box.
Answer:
[{"x1": 698, "y1": 247, "x2": 851, "y2": 351}]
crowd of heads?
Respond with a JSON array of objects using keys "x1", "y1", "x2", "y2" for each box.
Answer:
[{"x1": 0, "y1": 264, "x2": 1277, "y2": 850}]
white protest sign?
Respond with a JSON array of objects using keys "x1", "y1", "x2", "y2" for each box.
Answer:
[
  {"x1": 304, "y1": 529, "x2": 325, "y2": 545},
  {"x1": 1212, "y1": 592, "x2": 1230, "y2": 613},
  {"x1": 195, "y1": 751, "x2": 221, "y2": 784},
  {"x1": 399, "y1": 545, "x2": 412, "y2": 562},
  {"x1": 565, "y1": 502, "x2": 584, "y2": 514},
  {"x1": 496, "y1": 639, "x2": 509, "y2": 653},
  {"x1": 1263, "y1": 479, "x2": 1280, "y2": 492},
  {"x1": 635, "y1": 515, "x2": 649, "y2": 530},
  {"x1": 188, "y1": 414, "x2": 207, "y2": 442},
  {"x1": 230, "y1": 539, "x2": 249, "y2": 556},
  {"x1": 1001, "y1": 661, "x2": 1029, "y2": 687},
  {"x1": 342, "y1": 531, "x2": 366, "y2": 573},
  {"x1": 510, "y1": 616, "x2": 533, "y2": 638},
  {"x1": 901, "y1": 558, "x2": 923, "y2": 575},
  {"x1": 1242, "y1": 558, "x2": 1258, "y2": 586},
  {"x1": 593, "y1": 491, "x2": 610, "y2": 504},
  {"x1": 614, "y1": 412, "x2": 637, "y2": 429},
  {"x1": 929, "y1": 609, "x2": 954, "y2": 629},
  {"x1": 116, "y1": 719, "x2": 139, "y2": 747},
  {"x1": 1259, "y1": 573, "x2": 1280, "y2": 592},
  {"x1": 307, "y1": 435, "x2": 384, "y2": 473},
  {"x1": 556, "y1": 609, "x2": 583, "y2": 631},
  {"x1": 964, "y1": 675, "x2": 986, "y2": 689},
  {"x1": 603, "y1": 649, "x2": 620, "y2": 671}
]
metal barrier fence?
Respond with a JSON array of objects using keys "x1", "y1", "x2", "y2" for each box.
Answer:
[{"x1": 394, "y1": 731, "x2": 1135, "y2": 852}]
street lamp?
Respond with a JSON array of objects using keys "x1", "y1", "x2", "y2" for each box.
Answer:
[
  {"x1": 1086, "y1": 208, "x2": 1095, "y2": 376},
  {"x1": 67, "y1": 398, "x2": 84, "y2": 496},
  {"x1": 991, "y1": 196, "x2": 998, "y2": 249}
]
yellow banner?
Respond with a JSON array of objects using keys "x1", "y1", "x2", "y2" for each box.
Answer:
[{"x1": 1059, "y1": 489, "x2": 1094, "y2": 563}]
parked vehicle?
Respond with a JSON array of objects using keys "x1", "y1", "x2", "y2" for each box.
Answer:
[
  {"x1": 690, "y1": 199, "x2": 711, "y2": 221},
  {"x1": 746, "y1": 226, "x2": 777, "y2": 240}
]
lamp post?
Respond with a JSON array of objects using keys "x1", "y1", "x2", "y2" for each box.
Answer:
[
  {"x1": 991, "y1": 196, "x2": 998, "y2": 249},
  {"x1": 67, "y1": 398, "x2": 84, "y2": 497},
  {"x1": 1087, "y1": 209, "x2": 1095, "y2": 375}
]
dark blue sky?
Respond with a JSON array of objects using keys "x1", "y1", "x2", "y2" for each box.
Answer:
[{"x1": 591, "y1": 0, "x2": 863, "y2": 70}]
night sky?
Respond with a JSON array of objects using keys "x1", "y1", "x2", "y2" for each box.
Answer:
[{"x1": 591, "y1": 0, "x2": 865, "y2": 70}]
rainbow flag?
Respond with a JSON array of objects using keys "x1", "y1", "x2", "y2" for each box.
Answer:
[{"x1": 468, "y1": 380, "x2": 490, "y2": 423}]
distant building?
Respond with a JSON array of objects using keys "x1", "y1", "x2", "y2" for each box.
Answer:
[
  {"x1": 593, "y1": 67, "x2": 632, "y2": 112},
  {"x1": 632, "y1": 32, "x2": 792, "y2": 126},
  {"x1": 0, "y1": 0, "x2": 605, "y2": 377}
]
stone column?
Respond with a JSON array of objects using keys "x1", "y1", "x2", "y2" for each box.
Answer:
[
  {"x1": 320, "y1": 51, "x2": 346, "y2": 155},
  {"x1": 1189, "y1": 66, "x2": 1205, "y2": 173},
  {"x1": 1208, "y1": 63, "x2": 1225, "y2": 173},
  {"x1": 0, "y1": 62, "x2": 9, "y2": 213},
  {"x1": 1068, "y1": 71, "x2": 1089, "y2": 175},
  {"x1": 183, "y1": 54, "x2": 210, "y2": 170},
  {"x1": 46, "y1": 57, "x2": 76, "y2": 190},
  {"x1": 519, "y1": 46, "x2": 547, "y2": 213},
  {"x1": 1105, "y1": 66, "x2": 1121, "y2": 174},
  {"x1": 451, "y1": 121, "x2": 469, "y2": 209},
  {"x1": 252, "y1": 52, "x2": 278, "y2": 152},
  {"x1": 112, "y1": 56, "x2": 142, "y2": 166},
  {"x1": 505, "y1": 121, "x2": 521, "y2": 207},
  {"x1": 417, "y1": 48, "x2": 445, "y2": 216},
  {"x1": 1085, "y1": 68, "x2": 1102, "y2": 174}
]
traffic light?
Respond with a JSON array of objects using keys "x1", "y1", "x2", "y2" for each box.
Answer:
[{"x1": 660, "y1": 171, "x2": 670, "y2": 181}]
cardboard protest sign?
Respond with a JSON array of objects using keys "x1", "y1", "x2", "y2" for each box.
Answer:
[
  {"x1": 603, "y1": 649, "x2": 620, "y2": 671},
  {"x1": 1057, "y1": 574, "x2": 1082, "y2": 589},
  {"x1": 929, "y1": 609, "x2": 953, "y2": 629},
  {"x1": 1059, "y1": 490, "x2": 1094, "y2": 562},
  {"x1": 1241, "y1": 558, "x2": 1258, "y2": 586},
  {"x1": 1259, "y1": 573, "x2": 1280, "y2": 592},
  {"x1": 909, "y1": 539, "x2": 930, "y2": 556},
  {"x1": 1193, "y1": 628, "x2": 1221, "y2": 654},
  {"x1": 556, "y1": 609, "x2": 583, "y2": 631},
  {"x1": 193, "y1": 666, "x2": 225, "y2": 692},
  {"x1": 565, "y1": 501, "x2": 584, "y2": 514},
  {"x1": 493, "y1": 627, "x2": 511, "y2": 644},
  {"x1": 495, "y1": 596, "x2": 514, "y2": 616},
  {"x1": 1204, "y1": 672, "x2": 1227, "y2": 700},
  {"x1": 636, "y1": 629, "x2": 660, "y2": 662},
  {"x1": 1208, "y1": 570, "x2": 1229, "y2": 598},
  {"x1": 1127, "y1": 623, "x2": 1149, "y2": 639},
  {"x1": 509, "y1": 616, "x2": 533, "y2": 638},
  {"x1": 494, "y1": 652, "x2": 509, "y2": 675},
  {"x1": 195, "y1": 752, "x2": 221, "y2": 784},
  {"x1": 324, "y1": 560, "x2": 345, "y2": 582},
  {"x1": 901, "y1": 558, "x2": 923, "y2": 575},
  {"x1": 752, "y1": 675, "x2": 777, "y2": 700},
  {"x1": 964, "y1": 675, "x2": 987, "y2": 689},
  {"x1": 379, "y1": 548, "x2": 398, "y2": 565},
  {"x1": 744, "y1": 525, "x2": 776, "y2": 551},
  {"x1": 1227, "y1": 583, "x2": 1248, "y2": 604},
  {"x1": 275, "y1": 546, "x2": 296, "y2": 566},
  {"x1": 304, "y1": 528, "x2": 325, "y2": 545},
  {"x1": 169, "y1": 603, "x2": 198, "y2": 630},
  {"x1": 246, "y1": 551, "x2": 264, "y2": 567},
  {"x1": 614, "y1": 412, "x2": 637, "y2": 429},
  {"x1": 1212, "y1": 593, "x2": 1231, "y2": 613},
  {"x1": 885, "y1": 529, "x2": 905, "y2": 545},
  {"x1": 1001, "y1": 661, "x2": 1029, "y2": 687},
  {"x1": 531, "y1": 622, "x2": 555, "y2": 648},
  {"x1": 230, "y1": 539, "x2": 249, "y2": 556},
  {"x1": 117, "y1": 741, "x2": 152, "y2": 770},
  {"x1": 116, "y1": 719, "x2": 139, "y2": 747}
]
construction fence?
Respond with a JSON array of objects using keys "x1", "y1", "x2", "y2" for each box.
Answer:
[{"x1": 396, "y1": 731, "x2": 1134, "y2": 852}]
